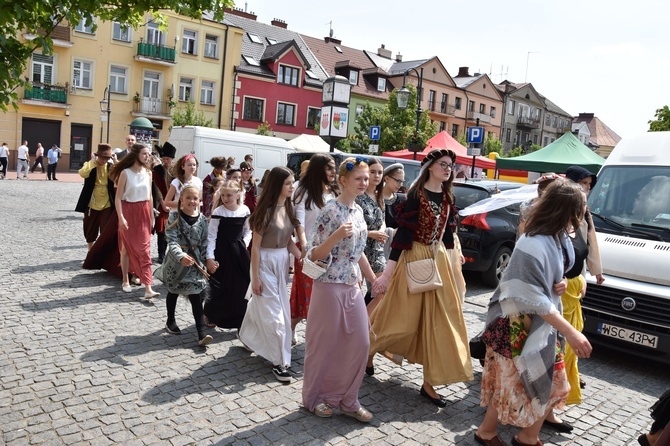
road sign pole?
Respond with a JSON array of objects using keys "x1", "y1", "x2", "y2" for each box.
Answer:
[{"x1": 471, "y1": 118, "x2": 480, "y2": 178}]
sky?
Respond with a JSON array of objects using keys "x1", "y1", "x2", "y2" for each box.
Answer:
[{"x1": 234, "y1": 0, "x2": 670, "y2": 139}]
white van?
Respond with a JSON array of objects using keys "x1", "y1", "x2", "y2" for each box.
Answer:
[
  {"x1": 583, "y1": 131, "x2": 670, "y2": 364},
  {"x1": 168, "y1": 126, "x2": 295, "y2": 179}
]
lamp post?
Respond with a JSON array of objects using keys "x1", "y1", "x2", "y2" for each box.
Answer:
[
  {"x1": 319, "y1": 75, "x2": 352, "y2": 152},
  {"x1": 396, "y1": 67, "x2": 424, "y2": 160},
  {"x1": 99, "y1": 86, "x2": 111, "y2": 143}
]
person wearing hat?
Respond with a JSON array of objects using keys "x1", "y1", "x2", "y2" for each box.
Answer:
[
  {"x1": 370, "y1": 148, "x2": 474, "y2": 406},
  {"x1": 152, "y1": 142, "x2": 176, "y2": 263},
  {"x1": 565, "y1": 165, "x2": 597, "y2": 194},
  {"x1": 75, "y1": 144, "x2": 117, "y2": 250}
]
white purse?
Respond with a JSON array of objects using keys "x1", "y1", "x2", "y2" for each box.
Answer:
[{"x1": 302, "y1": 248, "x2": 332, "y2": 280}]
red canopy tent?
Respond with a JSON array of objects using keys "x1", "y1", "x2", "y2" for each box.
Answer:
[{"x1": 382, "y1": 130, "x2": 496, "y2": 169}]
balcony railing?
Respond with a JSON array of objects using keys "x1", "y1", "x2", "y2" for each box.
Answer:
[
  {"x1": 427, "y1": 100, "x2": 436, "y2": 112},
  {"x1": 439, "y1": 102, "x2": 457, "y2": 115},
  {"x1": 136, "y1": 41, "x2": 176, "y2": 63},
  {"x1": 24, "y1": 82, "x2": 68, "y2": 103},
  {"x1": 517, "y1": 115, "x2": 541, "y2": 129},
  {"x1": 466, "y1": 110, "x2": 491, "y2": 124},
  {"x1": 134, "y1": 97, "x2": 171, "y2": 116}
]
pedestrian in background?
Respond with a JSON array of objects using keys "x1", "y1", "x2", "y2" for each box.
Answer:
[
  {"x1": 161, "y1": 185, "x2": 212, "y2": 346},
  {"x1": 164, "y1": 154, "x2": 202, "y2": 209},
  {"x1": 30, "y1": 143, "x2": 45, "y2": 173},
  {"x1": 17, "y1": 140, "x2": 29, "y2": 180},
  {"x1": 116, "y1": 134, "x2": 136, "y2": 161},
  {"x1": 110, "y1": 143, "x2": 159, "y2": 299},
  {"x1": 202, "y1": 156, "x2": 227, "y2": 218},
  {"x1": 238, "y1": 166, "x2": 305, "y2": 383},
  {"x1": 381, "y1": 163, "x2": 407, "y2": 256},
  {"x1": 75, "y1": 144, "x2": 116, "y2": 250},
  {"x1": 152, "y1": 142, "x2": 176, "y2": 264},
  {"x1": 291, "y1": 153, "x2": 339, "y2": 342},
  {"x1": 204, "y1": 179, "x2": 252, "y2": 330},
  {"x1": 0, "y1": 142, "x2": 9, "y2": 179},
  {"x1": 46, "y1": 144, "x2": 62, "y2": 181},
  {"x1": 239, "y1": 162, "x2": 258, "y2": 214},
  {"x1": 302, "y1": 156, "x2": 376, "y2": 423}
]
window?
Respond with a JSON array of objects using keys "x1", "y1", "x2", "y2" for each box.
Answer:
[
  {"x1": 349, "y1": 70, "x2": 359, "y2": 85},
  {"x1": 266, "y1": 37, "x2": 277, "y2": 45},
  {"x1": 75, "y1": 18, "x2": 94, "y2": 34},
  {"x1": 545, "y1": 115, "x2": 551, "y2": 126},
  {"x1": 143, "y1": 71, "x2": 160, "y2": 100},
  {"x1": 508, "y1": 99, "x2": 515, "y2": 115},
  {"x1": 439, "y1": 121, "x2": 446, "y2": 132},
  {"x1": 147, "y1": 22, "x2": 164, "y2": 46},
  {"x1": 467, "y1": 100, "x2": 475, "y2": 112},
  {"x1": 479, "y1": 103, "x2": 486, "y2": 114},
  {"x1": 454, "y1": 97, "x2": 462, "y2": 110},
  {"x1": 440, "y1": 93, "x2": 447, "y2": 113},
  {"x1": 553, "y1": 116, "x2": 558, "y2": 127},
  {"x1": 505, "y1": 128, "x2": 511, "y2": 142},
  {"x1": 451, "y1": 124, "x2": 459, "y2": 138},
  {"x1": 533, "y1": 135, "x2": 538, "y2": 144},
  {"x1": 247, "y1": 33, "x2": 262, "y2": 44},
  {"x1": 112, "y1": 22, "x2": 130, "y2": 42},
  {"x1": 278, "y1": 65, "x2": 299, "y2": 87},
  {"x1": 182, "y1": 29, "x2": 197, "y2": 55},
  {"x1": 32, "y1": 54, "x2": 54, "y2": 84},
  {"x1": 179, "y1": 77, "x2": 193, "y2": 101},
  {"x1": 490, "y1": 106, "x2": 496, "y2": 118},
  {"x1": 544, "y1": 136, "x2": 549, "y2": 146},
  {"x1": 243, "y1": 97, "x2": 264, "y2": 121},
  {"x1": 204, "y1": 34, "x2": 218, "y2": 58},
  {"x1": 355, "y1": 104, "x2": 364, "y2": 118},
  {"x1": 428, "y1": 90, "x2": 436, "y2": 111},
  {"x1": 200, "y1": 80, "x2": 214, "y2": 104},
  {"x1": 73, "y1": 59, "x2": 92, "y2": 89},
  {"x1": 243, "y1": 55, "x2": 260, "y2": 66},
  {"x1": 377, "y1": 78, "x2": 386, "y2": 92},
  {"x1": 307, "y1": 107, "x2": 320, "y2": 128},
  {"x1": 277, "y1": 102, "x2": 295, "y2": 126},
  {"x1": 515, "y1": 130, "x2": 521, "y2": 145},
  {"x1": 110, "y1": 65, "x2": 127, "y2": 94}
]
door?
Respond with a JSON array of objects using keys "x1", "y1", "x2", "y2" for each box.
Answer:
[
  {"x1": 22, "y1": 118, "x2": 61, "y2": 158},
  {"x1": 142, "y1": 71, "x2": 161, "y2": 114},
  {"x1": 71, "y1": 124, "x2": 93, "y2": 170}
]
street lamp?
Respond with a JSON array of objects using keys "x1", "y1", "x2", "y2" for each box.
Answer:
[
  {"x1": 396, "y1": 67, "x2": 424, "y2": 160},
  {"x1": 319, "y1": 75, "x2": 352, "y2": 152},
  {"x1": 99, "y1": 85, "x2": 111, "y2": 143}
]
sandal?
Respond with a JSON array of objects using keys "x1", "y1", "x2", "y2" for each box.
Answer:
[
  {"x1": 203, "y1": 316, "x2": 216, "y2": 328},
  {"x1": 342, "y1": 406, "x2": 373, "y2": 423},
  {"x1": 313, "y1": 402, "x2": 333, "y2": 418}
]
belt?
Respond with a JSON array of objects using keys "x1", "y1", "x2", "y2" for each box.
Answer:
[{"x1": 19, "y1": 158, "x2": 26, "y2": 161}]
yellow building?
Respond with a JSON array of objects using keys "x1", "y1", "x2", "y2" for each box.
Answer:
[{"x1": 1, "y1": 12, "x2": 242, "y2": 171}]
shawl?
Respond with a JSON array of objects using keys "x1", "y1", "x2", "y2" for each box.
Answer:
[{"x1": 485, "y1": 232, "x2": 574, "y2": 405}]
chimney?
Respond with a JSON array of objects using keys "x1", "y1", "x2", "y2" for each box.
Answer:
[
  {"x1": 224, "y1": 7, "x2": 257, "y2": 20},
  {"x1": 457, "y1": 67, "x2": 470, "y2": 77},
  {"x1": 271, "y1": 18, "x2": 287, "y2": 29},
  {"x1": 324, "y1": 36, "x2": 342, "y2": 45},
  {"x1": 377, "y1": 44, "x2": 392, "y2": 59},
  {"x1": 395, "y1": 52, "x2": 403, "y2": 62}
]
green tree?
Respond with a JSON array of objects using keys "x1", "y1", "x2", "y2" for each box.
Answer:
[
  {"x1": 484, "y1": 135, "x2": 503, "y2": 156},
  {"x1": 0, "y1": 0, "x2": 232, "y2": 111},
  {"x1": 455, "y1": 133, "x2": 467, "y2": 147},
  {"x1": 380, "y1": 85, "x2": 437, "y2": 153},
  {"x1": 648, "y1": 105, "x2": 670, "y2": 131},
  {"x1": 256, "y1": 121, "x2": 272, "y2": 136},
  {"x1": 349, "y1": 101, "x2": 384, "y2": 154},
  {"x1": 170, "y1": 100, "x2": 213, "y2": 129}
]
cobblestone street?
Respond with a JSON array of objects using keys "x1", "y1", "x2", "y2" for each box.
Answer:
[{"x1": 1, "y1": 176, "x2": 668, "y2": 445}]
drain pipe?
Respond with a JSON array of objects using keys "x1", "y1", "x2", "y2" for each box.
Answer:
[{"x1": 217, "y1": 26, "x2": 229, "y2": 129}]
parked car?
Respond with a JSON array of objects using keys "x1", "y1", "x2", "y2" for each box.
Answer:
[{"x1": 453, "y1": 179, "x2": 524, "y2": 287}]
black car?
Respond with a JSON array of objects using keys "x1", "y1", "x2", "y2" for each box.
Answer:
[{"x1": 453, "y1": 180, "x2": 524, "y2": 287}]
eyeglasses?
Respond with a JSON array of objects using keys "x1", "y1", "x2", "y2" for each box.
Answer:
[
  {"x1": 436, "y1": 161, "x2": 453, "y2": 171},
  {"x1": 388, "y1": 177, "x2": 404, "y2": 185}
]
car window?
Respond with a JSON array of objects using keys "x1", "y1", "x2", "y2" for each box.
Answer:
[{"x1": 453, "y1": 186, "x2": 489, "y2": 209}]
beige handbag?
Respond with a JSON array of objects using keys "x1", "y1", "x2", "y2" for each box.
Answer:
[{"x1": 405, "y1": 245, "x2": 442, "y2": 294}]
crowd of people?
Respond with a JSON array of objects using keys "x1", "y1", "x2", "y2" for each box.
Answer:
[{"x1": 71, "y1": 140, "x2": 663, "y2": 444}]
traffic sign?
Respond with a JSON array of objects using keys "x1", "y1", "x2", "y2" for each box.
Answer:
[
  {"x1": 369, "y1": 144, "x2": 379, "y2": 153},
  {"x1": 467, "y1": 126, "x2": 484, "y2": 144},
  {"x1": 369, "y1": 126, "x2": 381, "y2": 141},
  {"x1": 467, "y1": 147, "x2": 481, "y2": 156}
]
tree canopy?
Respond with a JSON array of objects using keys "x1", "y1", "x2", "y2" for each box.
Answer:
[
  {"x1": 0, "y1": 0, "x2": 233, "y2": 111},
  {"x1": 648, "y1": 105, "x2": 670, "y2": 131}
]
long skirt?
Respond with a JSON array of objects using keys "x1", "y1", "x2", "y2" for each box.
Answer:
[
  {"x1": 562, "y1": 275, "x2": 585, "y2": 405},
  {"x1": 446, "y1": 248, "x2": 466, "y2": 302},
  {"x1": 118, "y1": 200, "x2": 153, "y2": 286},
  {"x1": 239, "y1": 247, "x2": 291, "y2": 368},
  {"x1": 480, "y1": 346, "x2": 570, "y2": 428},
  {"x1": 302, "y1": 282, "x2": 369, "y2": 413},
  {"x1": 369, "y1": 241, "x2": 474, "y2": 385},
  {"x1": 290, "y1": 243, "x2": 313, "y2": 320}
]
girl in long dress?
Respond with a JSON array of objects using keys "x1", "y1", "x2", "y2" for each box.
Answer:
[
  {"x1": 302, "y1": 156, "x2": 377, "y2": 423},
  {"x1": 371, "y1": 148, "x2": 474, "y2": 406},
  {"x1": 161, "y1": 185, "x2": 212, "y2": 346},
  {"x1": 110, "y1": 143, "x2": 160, "y2": 299},
  {"x1": 238, "y1": 167, "x2": 306, "y2": 383},
  {"x1": 291, "y1": 153, "x2": 339, "y2": 340},
  {"x1": 204, "y1": 180, "x2": 252, "y2": 330}
]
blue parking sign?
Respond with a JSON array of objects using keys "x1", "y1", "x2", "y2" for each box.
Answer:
[
  {"x1": 467, "y1": 126, "x2": 484, "y2": 144},
  {"x1": 369, "y1": 126, "x2": 381, "y2": 141}
]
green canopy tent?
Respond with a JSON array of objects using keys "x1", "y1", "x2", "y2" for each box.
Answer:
[{"x1": 496, "y1": 132, "x2": 606, "y2": 174}]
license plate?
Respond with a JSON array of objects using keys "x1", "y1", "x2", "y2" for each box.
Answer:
[{"x1": 597, "y1": 323, "x2": 658, "y2": 349}]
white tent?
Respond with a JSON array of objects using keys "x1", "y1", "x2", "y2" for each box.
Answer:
[{"x1": 288, "y1": 134, "x2": 337, "y2": 152}]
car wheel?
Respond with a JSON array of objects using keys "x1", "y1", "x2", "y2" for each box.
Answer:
[{"x1": 482, "y1": 246, "x2": 512, "y2": 287}]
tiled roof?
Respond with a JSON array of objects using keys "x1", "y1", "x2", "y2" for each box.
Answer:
[
  {"x1": 225, "y1": 14, "x2": 328, "y2": 86},
  {"x1": 260, "y1": 41, "x2": 310, "y2": 70},
  {"x1": 387, "y1": 59, "x2": 429, "y2": 77},
  {"x1": 542, "y1": 97, "x2": 571, "y2": 117},
  {"x1": 301, "y1": 34, "x2": 390, "y2": 100},
  {"x1": 573, "y1": 114, "x2": 621, "y2": 147}
]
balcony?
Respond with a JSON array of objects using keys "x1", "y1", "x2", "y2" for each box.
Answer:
[
  {"x1": 428, "y1": 100, "x2": 436, "y2": 112},
  {"x1": 133, "y1": 97, "x2": 172, "y2": 118},
  {"x1": 517, "y1": 115, "x2": 541, "y2": 129},
  {"x1": 23, "y1": 82, "x2": 68, "y2": 107},
  {"x1": 23, "y1": 24, "x2": 73, "y2": 48},
  {"x1": 438, "y1": 102, "x2": 457, "y2": 116},
  {"x1": 466, "y1": 110, "x2": 491, "y2": 124},
  {"x1": 135, "y1": 41, "x2": 176, "y2": 65}
]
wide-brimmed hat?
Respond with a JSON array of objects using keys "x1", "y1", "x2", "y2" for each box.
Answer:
[
  {"x1": 95, "y1": 144, "x2": 113, "y2": 157},
  {"x1": 421, "y1": 148, "x2": 456, "y2": 166}
]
